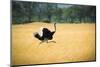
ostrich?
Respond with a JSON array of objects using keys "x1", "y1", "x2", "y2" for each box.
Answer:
[{"x1": 33, "y1": 23, "x2": 56, "y2": 44}]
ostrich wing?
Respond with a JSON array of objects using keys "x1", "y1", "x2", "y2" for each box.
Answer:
[{"x1": 42, "y1": 28, "x2": 52, "y2": 37}]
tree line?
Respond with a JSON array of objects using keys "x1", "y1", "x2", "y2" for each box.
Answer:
[{"x1": 12, "y1": 1, "x2": 96, "y2": 24}]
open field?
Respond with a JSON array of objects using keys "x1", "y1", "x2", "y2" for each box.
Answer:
[{"x1": 12, "y1": 22, "x2": 96, "y2": 65}]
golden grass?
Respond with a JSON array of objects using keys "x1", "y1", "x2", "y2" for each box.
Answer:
[{"x1": 12, "y1": 22, "x2": 96, "y2": 65}]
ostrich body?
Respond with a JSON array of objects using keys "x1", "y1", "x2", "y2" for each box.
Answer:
[{"x1": 34, "y1": 23, "x2": 56, "y2": 43}]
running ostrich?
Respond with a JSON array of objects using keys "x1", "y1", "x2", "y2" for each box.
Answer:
[{"x1": 33, "y1": 23, "x2": 56, "y2": 44}]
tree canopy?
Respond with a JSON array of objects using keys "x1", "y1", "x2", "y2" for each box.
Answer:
[{"x1": 12, "y1": 1, "x2": 96, "y2": 24}]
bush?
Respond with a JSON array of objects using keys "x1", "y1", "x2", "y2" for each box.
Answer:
[{"x1": 42, "y1": 20, "x2": 51, "y2": 23}]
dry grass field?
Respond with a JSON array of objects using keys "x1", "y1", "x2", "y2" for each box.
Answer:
[{"x1": 12, "y1": 22, "x2": 96, "y2": 65}]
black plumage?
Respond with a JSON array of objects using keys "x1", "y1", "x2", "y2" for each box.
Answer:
[{"x1": 34, "y1": 23, "x2": 56, "y2": 43}]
